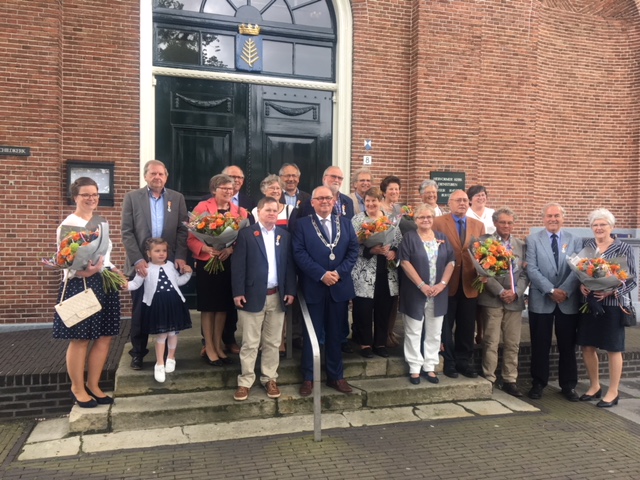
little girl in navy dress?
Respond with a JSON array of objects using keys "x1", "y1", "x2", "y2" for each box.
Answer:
[{"x1": 127, "y1": 238, "x2": 192, "y2": 383}]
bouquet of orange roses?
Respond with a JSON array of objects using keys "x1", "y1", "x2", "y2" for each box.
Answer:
[
  {"x1": 567, "y1": 247, "x2": 629, "y2": 314},
  {"x1": 357, "y1": 215, "x2": 397, "y2": 248},
  {"x1": 468, "y1": 236, "x2": 516, "y2": 293},
  {"x1": 186, "y1": 211, "x2": 248, "y2": 273},
  {"x1": 42, "y1": 222, "x2": 125, "y2": 292}
]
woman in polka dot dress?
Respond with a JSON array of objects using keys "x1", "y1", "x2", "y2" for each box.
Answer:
[
  {"x1": 127, "y1": 238, "x2": 192, "y2": 383},
  {"x1": 52, "y1": 177, "x2": 122, "y2": 408}
]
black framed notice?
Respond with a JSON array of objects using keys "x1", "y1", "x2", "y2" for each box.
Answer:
[
  {"x1": 67, "y1": 161, "x2": 115, "y2": 207},
  {"x1": 429, "y1": 171, "x2": 465, "y2": 203}
]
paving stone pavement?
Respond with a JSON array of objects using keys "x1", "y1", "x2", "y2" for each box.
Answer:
[{"x1": 2, "y1": 378, "x2": 640, "y2": 479}]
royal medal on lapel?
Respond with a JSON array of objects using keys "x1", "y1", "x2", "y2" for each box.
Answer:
[
  {"x1": 342, "y1": 204, "x2": 346, "y2": 216},
  {"x1": 167, "y1": 201, "x2": 172, "y2": 213},
  {"x1": 562, "y1": 244, "x2": 568, "y2": 254},
  {"x1": 276, "y1": 234, "x2": 281, "y2": 246}
]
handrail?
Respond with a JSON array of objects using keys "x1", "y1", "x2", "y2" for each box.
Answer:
[{"x1": 297, "y1": 293, "x2": 322, "y2": 442}]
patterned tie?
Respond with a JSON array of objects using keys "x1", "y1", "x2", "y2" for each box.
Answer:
[{"x1": 551, "y1": 233, "x2": 559, "y2": 267}]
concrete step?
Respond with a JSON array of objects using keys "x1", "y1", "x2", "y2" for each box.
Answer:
[
  {"x1": 114, "y1": 337, "x2": 405, "y2": 397},
  {"x1": 105, "y1": 376, "x2": 492, "y2": 433}
]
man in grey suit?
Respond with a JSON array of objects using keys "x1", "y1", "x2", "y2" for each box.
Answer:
[
  {"x1": 231, "y1": 197, "x2": 296, "y2": 401},
  {"x1": 348, "y1": 167, "x2": 373, "y2": 215},
  {"x1": 526, "y1": 203, "x2": 582, "y2": 401},
  {"x1": 121, "y1": 160, "x2": 189, "y2": 370},
  {"x1": 478, "y1": 208, "x2": 529, "y2": 397}
]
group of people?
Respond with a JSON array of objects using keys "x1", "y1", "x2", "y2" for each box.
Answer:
[{"x1": 52, "y1": 160, "x2": 637, "y2": 411}]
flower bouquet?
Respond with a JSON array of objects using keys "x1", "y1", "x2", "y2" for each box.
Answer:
[
  {"x1": 468, "y1": 237, "x2": 516, "y2": 293},
  {"x1": 186, "y1": 211, "x2": 249, "y2": 273},
  {"x1": 357, "y1": 216, "x2": 397, "y2": 248},
  {"x1": 42, "y1": 222, "x2": 125, "y2": 293},
  {"x1": 567, "y1": 247, "x2": 629, "y2": 315}
]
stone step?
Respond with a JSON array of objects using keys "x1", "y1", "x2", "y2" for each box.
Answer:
[
  {"x1": 114, "y1": 337, "x2": 406, "y2": 397},
  {"x1": 104, "y1": 376, "x2": 492, "y2": 433}
]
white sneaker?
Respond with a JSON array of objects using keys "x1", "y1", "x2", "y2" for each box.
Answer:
[
  {"x1": 165, "y1": 358, "x2": 176, "y2": 373},
  {"x1": 154, "y1": 364, "x2": 166, "y2": 383}
]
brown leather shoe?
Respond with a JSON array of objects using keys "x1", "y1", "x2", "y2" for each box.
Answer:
[
  {"x1": 299, "y1": 381, "x2": 313, "y2": 397},
  {"x1": 225, "y1": 343, "x2": 241, "y2": 355},
  {"x1": 264, "y1": 380, "x2": 281, "y2": 399},
  {"x1": 326, "y1": 379, "x2": 352, "y2": 394},
  {"x1": 233, "y1": 386, "x2": 249, "y2": 401}
]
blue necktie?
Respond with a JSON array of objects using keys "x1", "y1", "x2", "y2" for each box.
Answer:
[
  {"x1": 457, "y1": 219, "x2": 465, "y2": 243},
  {"x1": 551, "y1": 234, "x2": 559, "y2": 267}
]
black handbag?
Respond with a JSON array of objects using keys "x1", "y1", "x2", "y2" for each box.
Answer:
[{"x1": 619, "y1": 295, "x2": 637, "y2": 327}]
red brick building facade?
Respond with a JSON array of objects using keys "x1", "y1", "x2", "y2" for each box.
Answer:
[{"x1": 2, "y1": 0, "x2": 638, "y2": 324}]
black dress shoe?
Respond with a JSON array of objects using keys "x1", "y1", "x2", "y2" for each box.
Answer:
[
  {"x1": 85, "y1": 387, "x2": 114, "y2": 405},
  {"x1": 341, "y1": 342, "x2": 354, "y2": 354},
  {"x1": 409, "y1": 375, "x2": 421, "y2": 385},
  {"x1": 220, "y1": 357, "x2": 235, "y2": 365},
  {"x1": 596, "y1": 395, "x2": 619, "y2": 408},
  {"x1": 71, "y1": 392, "x2": 97, "y2": 408},
  {"x1": 443, "y1": 369, "x2": 459, "y2": 379},
  {"x1": 528, "y1": 385, "x2": 544, "y2": 399},
  {"x1": 373, "y1": 346, "x2": 389, "y2": 358},
  {"x1": 502, "y1": 382, "x2": 523, "y2": 397},
  {"x1": 360, "y1": 347, "x2": 373, "y2": 358},
  {"x1": 456, "y1": 367, "x2": 479, "y2": 378},
  {"x1": 579, "y1": 388, "x2": 602, "y2": 401},
  {"x1": 562, "y1": 388, "x2": 580, "y2": 402},
  {"x1": 204, "y1": 356, "x2": 224, "y2": 367},
  {"x1": 130, "y1": 357, "x2": 143, "y2": 370},
  {"x1": 421, "y1": 371, "x2": 439, "y2": 384}
]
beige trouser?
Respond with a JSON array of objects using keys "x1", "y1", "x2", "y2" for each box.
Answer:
[
  {"x1": 481, "y1": 306, "x2": 523, "y2": 383},
  {"x1": 237, "y1": 294, "x2": 285, "y2": 388}
]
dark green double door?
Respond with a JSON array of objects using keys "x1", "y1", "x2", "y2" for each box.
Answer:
[{"x1": 155, "y1": 76, "x2": 333, "y2": 211}]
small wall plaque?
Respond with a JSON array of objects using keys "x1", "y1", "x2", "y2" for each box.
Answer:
[
  {"x1": 430, "y1": 171, "x2": 466, "y2": 202},
  {"x1": 0, "y1": 146, "x2": 30, "y2": 156}
]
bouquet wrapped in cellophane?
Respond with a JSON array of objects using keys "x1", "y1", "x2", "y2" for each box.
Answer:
[
  {"x1": 42, "y1": 222, "x2": 125, "y2": 293},
  {"x1": 468, "y1": 237, "x2": 516, "y2": 293},
  {"x1": 185, "y1": 211, "x2": 249, "y2": 273}
]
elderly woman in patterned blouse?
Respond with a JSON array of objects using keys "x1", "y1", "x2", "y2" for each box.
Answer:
[
  {"x1": 350, "y1": 187, "x2": 402, "y2": 358},
  {"x1": 577, "y1": 208, "x2": 637, "y2": 407}
]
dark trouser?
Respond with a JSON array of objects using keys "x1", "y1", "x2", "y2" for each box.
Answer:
[
  {"x1": 222, "y1": 307, "x2": 238, "y2": 347},
  {"x1": 128, "y1": 281, "x2": 149, "y2": 358},
  {"x1": 529, "y1": 307, "x2": 578, "y2": 390},
  {"x1": 352, "y1": 264, "x2": 394, "y2": 347},
  {"x1": 302, "y1": 293, "x2": 348, "y2": 382},
  {"x1": 441, "y1": 288, "x2": 477, "y2": 372}
]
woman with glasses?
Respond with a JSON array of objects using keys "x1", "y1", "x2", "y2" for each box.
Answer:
[
  {"x1": 52, "y1": 177, "x2": 121, "y2": 407},
  {"x1": 251, "y1": 175, "x2": 298, "y2": 231},
  {"x1": 188, "y1": 174, "x2": 248, "y2": 366},
  {"x1": 351, "y1": 187, "x2": 402, "y2": 358},
  {"x1": 399, "y1": 204, "x2": 455, "y2": 384},
  {"x1": 577, "y1": 209, "x2": 637, "y2": 407}
]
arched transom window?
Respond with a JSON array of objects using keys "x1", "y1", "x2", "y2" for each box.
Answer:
[{"x1": 153, "y1": 0, "x2": 336, "y2": 80}]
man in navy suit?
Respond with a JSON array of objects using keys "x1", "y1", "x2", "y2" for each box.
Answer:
[
  {"x1": 231, "y1": 197, "x2": 296, "y2": 401},
  {"x1": 526, "y1": 203, "x2": 582, "y2": 401},
  {"x1": 297, "y1": 166, "x2": 355, "y2": 222},
  {"x1": 293, "y1": 186, "x2": 359, "y2": 396}
]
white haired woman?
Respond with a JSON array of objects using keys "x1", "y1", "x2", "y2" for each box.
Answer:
[
  {"x1": 418, "y1": 179, "x2": 443, "y2": 217},
  {"x1": 578, "y1": 209, "x2": 636, "y2": 407}
]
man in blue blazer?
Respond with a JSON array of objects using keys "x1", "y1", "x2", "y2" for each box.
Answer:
[
  {"x1": 121, "y1": 160, "x2": 189, "y2": 370},
  {"x1": 231, "y1": 197, "x2": 296, "y2": 402},
  {"x1": 292, "y1": 186, "x2": 359, "y2": 396},
  {"x1": 526, "y1": 203, "x2": 583, "y2": 401}
]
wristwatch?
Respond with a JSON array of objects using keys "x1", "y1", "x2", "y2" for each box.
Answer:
[
  {"x1": 550, "y1": 288, "x2": 555, "y2": 295},
  {"x1": 440, "y1": 281, "x2": 447, "y2": 285}
]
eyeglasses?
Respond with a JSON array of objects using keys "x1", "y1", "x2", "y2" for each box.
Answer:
[
  {"x1": 358, "y1": 179, "x2": 372, "y2": 183},
  {"x1": 592, "y1": 223, "x2": 610, "y2": 228},
  {"x1": 228, "y1": 175, "x2": 244, "y2": 180},
  {"x1": 415, "y1": 216, "x2": 433, "y2": 221},
  {"x1": 451, "y1": 198, "x2": 469, "y2": 203},
  {"x1": 217, "y1": 187, "x2": 234, "y2": 192},
  {"x1": 78, "y1": 193, "x2": 99, "y2": 199},
  {"x1": 496, "y1": 221, "x2": 514, "y2": 225},
  {"x1": 313, "y1": 196, "x2": 333, "y2": 202},
  {"x1": 281, "y1": 174, "x2": 299, "y2": 179},
  {"x1": 326, "y1": 174, "x2": 344, "y2": 181}
]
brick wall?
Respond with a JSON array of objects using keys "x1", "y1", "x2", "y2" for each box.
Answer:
[{"x1": 2, "y1": 0, "x2": 640, "y2": 323}]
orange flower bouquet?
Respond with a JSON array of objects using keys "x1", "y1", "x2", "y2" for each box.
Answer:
[
  {"x1": 468, "y1": 237, "x2": 516, "y2": 293},
  {"x1": 357, "y1": 216, "x2": 396, "y2": 248},
  {"x1": 567, "y1": 249, "x2": 629, "y2": 314},
  {"x1": 42, "y1": 223, "x2": 124, "y2": 292},
  {"x1": 186, "y1": 211, "x2": 248, "y2": 273}
]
